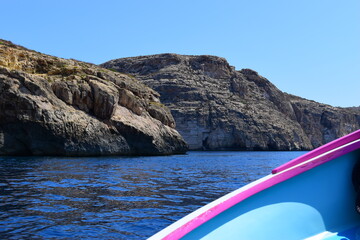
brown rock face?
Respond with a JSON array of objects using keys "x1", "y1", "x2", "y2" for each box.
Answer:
[
  {"x1": 0, "y1": 40, "x2": 187, "y2": 156},
  {"x1": 102, "y1": 54, "x2": 360, "y2": 150}
]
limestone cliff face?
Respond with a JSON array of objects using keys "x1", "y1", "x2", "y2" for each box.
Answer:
[
  {"x1": 0, "y1": 41, "x2": 187, "y2": 156},
  {"x1": 288, "y1": 95, "x2": 360, "y2": 147},
  {"x1": 102, "y1": 54, "x2": 360, "y2": 150}
]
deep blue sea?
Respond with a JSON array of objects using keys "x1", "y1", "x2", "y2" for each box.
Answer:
[{"x1": 0, "y1": 151, "x2": 305, "y2": 239}]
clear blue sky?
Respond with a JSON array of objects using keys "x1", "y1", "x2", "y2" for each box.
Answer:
[{"x1": 1, "y1": 0, "x2": 359, "y2": 107}]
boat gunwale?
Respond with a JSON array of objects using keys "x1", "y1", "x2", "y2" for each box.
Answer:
[{"x1": 272, "y1": 129, "x2": 360, "y2": 174}]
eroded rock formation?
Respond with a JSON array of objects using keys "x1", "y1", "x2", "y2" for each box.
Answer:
[
  {"x1": 0, "y1": 40, "x2": 187, "y2": 156},
  {"x1": 102, "y1": 54, "x2": 360, "y2": 150}
]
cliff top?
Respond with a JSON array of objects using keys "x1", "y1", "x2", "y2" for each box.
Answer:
[{"x1": 0, "y1": 39, "x2": 158, "y2": 99}]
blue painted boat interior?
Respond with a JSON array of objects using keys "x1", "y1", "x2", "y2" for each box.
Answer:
[{"x1": 181, "y1": 150, "x2": 360, "y2": 240}]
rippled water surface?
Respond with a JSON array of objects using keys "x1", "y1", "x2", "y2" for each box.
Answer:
[{"x1": 0, "y1": 151, "x2": 305, "y2": 239}]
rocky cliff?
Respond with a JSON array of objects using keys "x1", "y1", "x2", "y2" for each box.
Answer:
[
  {"x1": 102, "y1": 54, "x2": 360, "y2": 150},
  {"x1": 0, "y1": 41, "x2": 187, "y2": 156}
]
